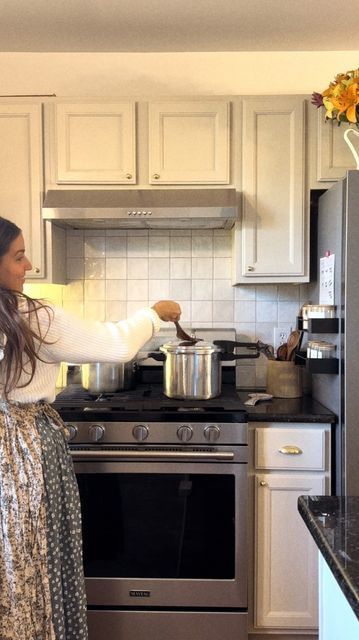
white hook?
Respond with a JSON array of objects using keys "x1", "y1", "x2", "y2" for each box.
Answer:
[{"x1": 343, "y1": 127, "x2": 359, "y2": 169}]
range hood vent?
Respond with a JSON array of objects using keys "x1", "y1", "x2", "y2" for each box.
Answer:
[{"x1": 42, "y1": 189, "x2": 239, "y2": 230}]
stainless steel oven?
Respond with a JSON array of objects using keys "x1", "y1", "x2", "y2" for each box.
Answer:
[{"x1": 55, "y1": 366, "x2": 248, "y2": 640}]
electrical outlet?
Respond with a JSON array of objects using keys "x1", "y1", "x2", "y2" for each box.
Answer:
[{"x1": 273, "y1": 327, "x2": 292, "y2": 351}]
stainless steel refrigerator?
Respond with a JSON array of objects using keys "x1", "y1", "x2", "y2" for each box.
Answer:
[{"x1": 309, "y1": 170, "x2": 359, "y2": 496}]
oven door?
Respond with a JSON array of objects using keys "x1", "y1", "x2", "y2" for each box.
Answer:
[{"x1": 73, "y1": 452, "x2": 247, "y2": 609}]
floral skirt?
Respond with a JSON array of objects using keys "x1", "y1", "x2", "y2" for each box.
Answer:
[{"x1": 0, "y1": 400, "x2": 88, "y2": 640}]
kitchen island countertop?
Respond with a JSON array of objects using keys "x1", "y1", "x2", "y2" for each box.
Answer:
[
  {"x1": 237, "y1": 392, "x2": 336, "y2": 423},
  {"x1": 298, "y1": 495, "x2": 359, "y2": 622}
]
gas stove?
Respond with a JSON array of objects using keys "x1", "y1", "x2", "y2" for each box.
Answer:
[
  {"x1": 53, "y1": 366, "x2": 247, "y2": 421},
  {"x1": 53, "y1": 366, "x2": 247, "y2": 448}
]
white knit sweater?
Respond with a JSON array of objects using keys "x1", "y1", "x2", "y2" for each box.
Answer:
[{"x1": 0, "y1": 304, "x2": 161, "y2": 403}]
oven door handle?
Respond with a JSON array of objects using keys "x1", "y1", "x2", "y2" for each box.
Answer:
[{"x1": 70, "y1": 449, "x2": 235, "y2": 461}]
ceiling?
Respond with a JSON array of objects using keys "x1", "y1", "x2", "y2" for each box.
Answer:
[{"x1": 1, "y1": 0, "x2": 359, "y2": 53}]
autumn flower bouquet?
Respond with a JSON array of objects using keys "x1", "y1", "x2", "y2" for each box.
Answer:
[{"x1": 312, "y1": 68, "x2": 359, "y2": 128}]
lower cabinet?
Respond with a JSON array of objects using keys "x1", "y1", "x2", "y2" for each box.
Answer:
[{"x1": 251, "y1": 422, "x2": 331, "y2": 634}]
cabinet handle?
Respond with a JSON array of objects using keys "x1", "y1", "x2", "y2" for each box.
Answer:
[
  {"x1": 247, "y1": 266, "x2": 254, "y2": 272},
  {"x1": 278, "y1": 445, "x2": 303, "y2": 455},
  {"x1": 152, "y1": 173, "x2": 160, "y2": 180},
  {"x1": 34, "y1": 267, "x2": 40, "y2": 274},
  {"x1": 259, "y1": 480, "x2": 267, "y2": 487},
  {"x1": 125, "y1": 173, "x2": 133, "y2": 180}
]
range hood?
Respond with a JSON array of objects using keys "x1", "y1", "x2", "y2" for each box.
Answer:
[{"x1": 42, "y1": 189, "x2": 239, "y2": 230}]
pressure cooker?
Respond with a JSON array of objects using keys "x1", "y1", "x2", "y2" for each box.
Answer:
[{"x1": 149, "y1": 339, "x2": 260, "y2": 400}]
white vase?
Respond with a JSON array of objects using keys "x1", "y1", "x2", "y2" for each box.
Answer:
[{"x1": 343, "y1": 127, "x2": 359, "y2": 169}]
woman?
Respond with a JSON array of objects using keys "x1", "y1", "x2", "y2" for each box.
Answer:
[{"x1": 0, "y1": 216, "x2": 181, "y2": 640}]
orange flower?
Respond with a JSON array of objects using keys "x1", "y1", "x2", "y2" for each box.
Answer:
[
  {"x1": 312, "y1": 67, "x2": 359, "y2": 128},
  {"x1": 331, "y1": 82, "x2": 359, "y2": 123}
]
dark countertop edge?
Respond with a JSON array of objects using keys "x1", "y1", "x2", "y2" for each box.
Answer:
[
  {"x1": 247, "y1": 414, "x2": 335, "y2": 423},
  {"x1": 298, "y1": 496, "x2": 359, "y2": 621},
  {"x1": 237, "y1": 392, "x2": 336, "y2": 424}
]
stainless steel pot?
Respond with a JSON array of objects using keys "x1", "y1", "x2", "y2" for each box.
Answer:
[
  {"x1": 159, "y1": 340, "x2": 223, "y2": 400},
  {"x1": 81, "y1": 361, "x2": 137, "y2": 394},
  {"x1": 149, "y1": 339, "x2": 259, "y2": 400}
]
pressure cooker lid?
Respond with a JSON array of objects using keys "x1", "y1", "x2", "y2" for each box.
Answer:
[{"x1": 160, "y1": 340, "x2": 223, "y2": 354}]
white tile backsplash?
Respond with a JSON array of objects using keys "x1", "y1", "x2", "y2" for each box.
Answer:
[
  {"x1": 127, "y1": 257, "x2": 149, "y2": 279},
  {"x1": 106, "y1": 279, "x2": 127, "y2": 301},
  {"x1": 192, "y1": 257, "x2": 213, "y2": 278},
  {"x1": 106, "y1": 258, "x2": 127, "y2": 279},
  {"x1": 63, "y1": 228, "x2": 307, "y2": 389},
  {"x1": 149, "y1": 258, "x2": 170, "y2": 279},
  {"x1": 170, "y1": 236, "x2": 191, "y2": 257},
  {"x1": 169, "y1": 279, "x2": 191, "y2": 301},
  {"x1": 84, "y1": 236, "x2": 106, "y2": 258},
  {"x1": 105, "y1": 236, "x2": 127, "y2": 257},
  {"x1": 84, "y1": 258, "x2": 106, "y2": 279},
  {"x1": 192, "y1": 279, "x2": 213, "y2": 301},
  {"x1": 170, "y1": 257, "x2": 191, "y2": 279},
  {"x1": 149, "y1": 235, "x2": 170, "y2": 257}
]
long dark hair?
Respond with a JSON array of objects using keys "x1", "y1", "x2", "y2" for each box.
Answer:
[{"x1": 0, "y1": 216, "x2": 53, "y2": 398}]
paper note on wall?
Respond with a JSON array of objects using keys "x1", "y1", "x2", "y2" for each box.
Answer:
[{"x1": 319, "y1": 254, "x2": 335, "y2": 304}]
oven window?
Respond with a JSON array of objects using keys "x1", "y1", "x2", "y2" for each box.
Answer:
[{"x1": 77, "y1": 473, "x2": 235, "y2": 579}]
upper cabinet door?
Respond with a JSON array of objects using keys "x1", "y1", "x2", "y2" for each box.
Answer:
[
  {"x1": 0, "y1": 103, "x2": 44, "y2": 278},
  {"x1": 148, "y1": 101, "x2": 230, "y2": 184},
  {"x1": 233, "y1": 97, "x2": 307, "y2": 283},
  {"x1": 316, "y1": 110, "x2": 358, "y2": 181},
  {"x1": 55, "y1": 102, "x2": 136, "y2": 183}
]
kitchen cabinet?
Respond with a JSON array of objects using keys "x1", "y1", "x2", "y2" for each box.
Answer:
[
  {"x1": 148, "y1": 101, "x2": 230, "y2": 184},
  {"x1": 0, "y1": 102, "x2": 66, "y2": 283},
  {"x1": 232, "y1": 96, "x2": 308, "y2": 283},
  {"x1": 312, "y1": 109, "x2": 358, "y2": 183},
  {"x1": 53, "y1": 101, "x2": 136, "y2": 183},
  {"x1": 251, "y1": 422, "x2": 331, "y2": 632},
  {"x1": 49, "y1": 99, "x2": 230, "y2": 186}
]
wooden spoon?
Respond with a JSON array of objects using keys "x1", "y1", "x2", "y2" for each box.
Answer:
[
  {"x1": 276, "y1": 343, "x2": 288, "y2": 360},
  {"x1": 174, "y1": 320, "x2": 193, "y2": 342},
  {"x1": 286, "y1": 330, "x2": 302, "y2": 361},
  {"x1": 174, "y1": 320, "x2": 203, "y2": 345}
]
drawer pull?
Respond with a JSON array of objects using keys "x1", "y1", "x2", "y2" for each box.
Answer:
[
  {"x1": 278, "y1": 445, "x2": 303, "y2": 455},
  {"x1": 259, "y1": 480, "x2": 267, "y2": 487}
]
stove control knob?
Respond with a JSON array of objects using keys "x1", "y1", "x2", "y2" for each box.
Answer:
[
  {"x1": 204, "y1": 425, "x2": 220, "y2": 442},
  {"x1": 89, "y1": 424, "x2": 105, "y2": 442},
  {"x1": 133, "y1": 424, "x2": 149, "y2": 441},
  {"x1": 177, "y1": 425, "x2": 193, "y2": 442},
  {"x1": 64, "y1": 424, "x2": 78, "y2": 442}
]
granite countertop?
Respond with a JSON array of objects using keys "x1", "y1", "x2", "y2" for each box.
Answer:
[
  {"x1": 298, "y1": 495, "x2": 359, "y2": 621},
  {"x1": 237, "y1": 392, "x2": 336, "y2": 423}
]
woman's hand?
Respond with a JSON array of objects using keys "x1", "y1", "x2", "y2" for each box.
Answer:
[{"x1": 152, "y1": 300, "x2": 181, "y2": 322}]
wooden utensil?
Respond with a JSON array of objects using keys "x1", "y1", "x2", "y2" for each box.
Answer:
[
  {"x1": 286, "y1": 329, "x2": 302, "y2": 361},
  {"x1": 276, "y1": 343, "x2": 288, "y2": 360},
  {"x1": 174, "y1": 320, "x2": 193, "y2": 342},
  {"x1": 174, "y1": 320, "x2": 203, "y2": 345}
]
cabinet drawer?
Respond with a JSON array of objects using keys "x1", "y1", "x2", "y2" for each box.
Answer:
[{"x1": 255, "y1": 427, "x2": 326, "y2": 470}]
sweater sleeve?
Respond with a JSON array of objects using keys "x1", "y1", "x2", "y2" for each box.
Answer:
[{"x1": 38, "y1": 305, "x2": 161, "y2": 364}]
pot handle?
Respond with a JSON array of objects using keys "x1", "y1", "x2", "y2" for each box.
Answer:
[
  {"x1": 147, "y1": 351, "x2": 166, "y2": 362},
  {"x1": 213, "y1": 340, "x2": 260, "y2": 361},
  {"x1": 213, "y1": 339, "x2": 259, "y2": 351},
  {"x1": 220, "y1": 352, "x2": 260, "y2": 361}
]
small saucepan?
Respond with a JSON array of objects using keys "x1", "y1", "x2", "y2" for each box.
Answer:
[{"x1": 81, "y1": 360, "x2": 138, "y2": 394}]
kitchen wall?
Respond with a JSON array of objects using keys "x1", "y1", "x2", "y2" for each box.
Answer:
[
  {"x1": 0, "y1": 51, "x2": 358, "y2": 96},
  {"x1": 25, "y1": 227, "x2": 309, "y2": 389}
]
